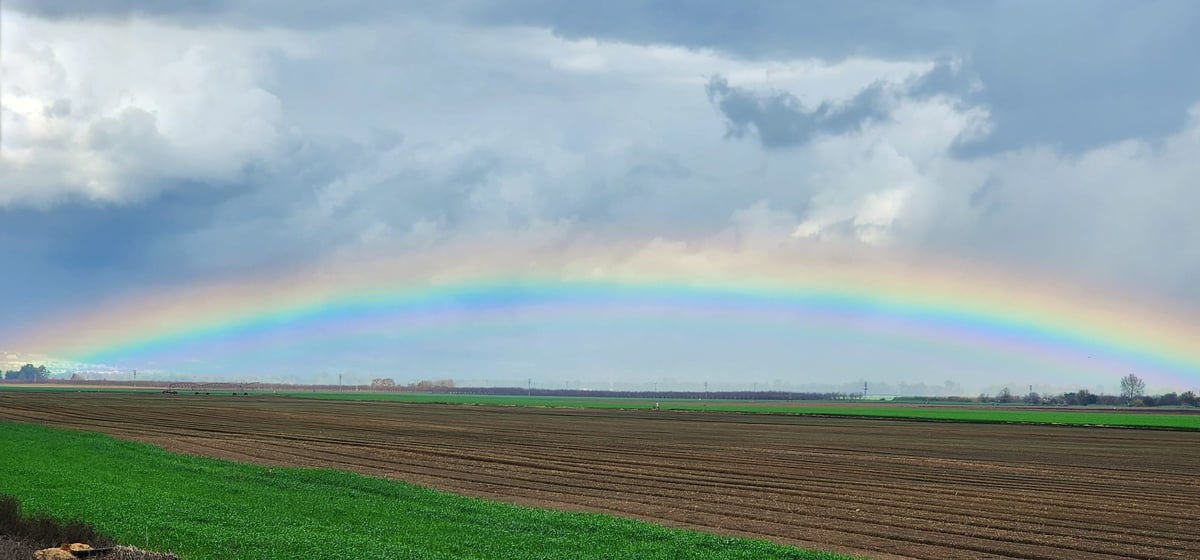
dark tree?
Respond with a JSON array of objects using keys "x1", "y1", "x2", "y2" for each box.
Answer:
[
  {"x1": 1071, "y1": 389, "x2": 1097, "y2": 406},
  {"x1": 4, "y1": 364, "x2": 50, "y2": 381}
]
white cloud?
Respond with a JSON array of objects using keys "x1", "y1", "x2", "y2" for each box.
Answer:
[
  {"x1": 944, "y1": 104, "x2": 1200, "y2": 295},
  {"x1": 257, "y1": 19, "x2": 1200, "y2": 306},
  {"x1": 0, "y1": 12, "x2": 297, "y2": 205},
  {"x1": 724, "y1": 200, "x2": 801, "y2": 249},
  {"x1": 6, "y1": 4, "x2": 1200, "y2": 390},
  {"x1": 776, "y1": 91, "x2": 986, "y2": 245},
  {"x1": 535, "y1": 31, "x2": 931, "y2": 96},
  {"x1": 5, "y1": 7, "x2": 1200, "y2": 308}
]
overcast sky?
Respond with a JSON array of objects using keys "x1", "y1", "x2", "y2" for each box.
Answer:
[{"x1": 3, "y1": 1, "x2": 1199, "y2": 393}]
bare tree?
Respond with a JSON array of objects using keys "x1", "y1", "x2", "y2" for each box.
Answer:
[
  {"x1": 1120, "y1": 374, "x2": 1146, "y2": 403},
  {"x1": 371, "y1": 378, "x2": 396, "y2": 389}
]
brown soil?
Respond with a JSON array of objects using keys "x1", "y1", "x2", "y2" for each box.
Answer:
[{"x1": 1, "y1": 392, "x2": 1197, "y2": 560}]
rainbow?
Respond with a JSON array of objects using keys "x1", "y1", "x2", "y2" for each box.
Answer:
[{"x1": 17, "y1": 244, "x2": 1200, "y2": 389}]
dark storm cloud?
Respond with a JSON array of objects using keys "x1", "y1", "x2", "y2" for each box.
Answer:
[
  {"x1": 15, "y1": 0, "x2": 1199, "y2": 154},
  {"x1": 479, "y1": 0, "x2": 1200, "y2": 154},
  {"x1": 705, "y1": 76, "x2": 888, "y2": 148},
  {"x1": 0, "y1": 185, "x2": 240, "y2": 272},
  {"x1": 476, "y1": 0, "x2": 967, "y2": 60},
  {"x1": 8, "y1": 0, "x2": 229, "y2": 21},
  {"x1": 0, "y1": 184, "x2": 246, "y2": 334},
  {"x1": 6, "y1": 0, "x2": 454, "y2": 28},
  {"x1": 955, "y1": 0, "x2": 1200, "y2": 155},
  {"x1": 907, "y1": 60, "x2": 978, "y2": 100}
]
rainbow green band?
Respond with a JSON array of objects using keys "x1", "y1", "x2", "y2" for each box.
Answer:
[{"x1": 42, "y1": 276, "x2": 1200, "y2": 386}]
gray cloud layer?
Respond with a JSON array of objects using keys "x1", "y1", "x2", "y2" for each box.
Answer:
[
  {"x1": 485, "y1": 0, "x2": 1200, "y2": 154},
  {"x1": 16, "y1": 0, "x2": 1199, "y2": 153},
  {"x1": 706, "y1": 77, "x2": 893, "y2": 149},
  {"x1": 3, "y1": 2, "x2": 1199, "y2": 390}
]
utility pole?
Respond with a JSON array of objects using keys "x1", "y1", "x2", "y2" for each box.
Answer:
[
  {"x1": 527, "y1": 378, "x2": 532, "y2": 396},
  {"x1": 704, "y1": 381, "x2": 709, "y2": 400}
]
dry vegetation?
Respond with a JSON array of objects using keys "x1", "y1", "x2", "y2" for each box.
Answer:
[{"x1": 0, "y1": 496, "x2": 178, "y2": 560}]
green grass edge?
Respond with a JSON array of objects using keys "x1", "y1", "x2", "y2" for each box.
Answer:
[
  {"x1": 4, "y1": 385, "x2": 1197, "y2": 429},
  {"x1": 279, "y1": 392, "x2": 1200, "y2": 430},
  {"x1": 0, "y1": 421, "x2": 854, "y2": 560}
]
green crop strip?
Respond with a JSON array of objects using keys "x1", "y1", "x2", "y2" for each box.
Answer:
[
  {"x1": 282, "y1": 393, "x2": 1200, "y2": 430},
  {"x1": 4, "y1": 386, "x2": 1195, "y2": 429},
  {"x1": 0, "y1": 422, "x2": 852, "y2": 560},
  {"x1": 688, "y1": 404, "x2": 1200, "y2": 429}
]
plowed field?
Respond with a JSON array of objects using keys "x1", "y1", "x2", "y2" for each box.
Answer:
[{"x1": 2, "y1": 392, "x2": 1197, "y2": 560}]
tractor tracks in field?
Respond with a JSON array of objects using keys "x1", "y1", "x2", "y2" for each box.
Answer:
[{"x1": 1, "y1": 393, "x2": 1197, "y2": 560}]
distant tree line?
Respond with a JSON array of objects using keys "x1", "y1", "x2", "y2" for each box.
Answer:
[
  {"x1": 369, "y1": 378, "x2": 456, "y2": 391},
  {"x1": 977, "y1": 389, "x2": 1198, "y2": 407},
  {"x1": 977, "y1": 375, "x2": 1197, "y2": 407},
  {"x1": 3, "y1": 364, "x2": 50, "y2": 381},
  {"x1": 6, "y1": 367, "x2": 1193, "y2": 407},
  {"x1": 357, "y1": 373, "x2": 1198, "y2": 405},
  {"x1": 430, "y1": 387, "x2": 864, "y2": 400}
]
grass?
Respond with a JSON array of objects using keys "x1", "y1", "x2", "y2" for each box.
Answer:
[
  {"x1": 689, "y1": 403, "x2": 1200, "y2": 429},
  {"x1": 282, "y1": 392, "x2": 1200, "y2": 430},
  {"x1": 0, "y1": 422, "x2": 851, "y2": 560}
]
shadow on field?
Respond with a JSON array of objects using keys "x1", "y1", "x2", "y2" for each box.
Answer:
[{"x1": 0, "y1": 496, "x2": 178, "y2": 559}]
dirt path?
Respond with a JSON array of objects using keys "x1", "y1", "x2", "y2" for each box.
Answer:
[{"x1": 2, "y1": 392, "x2": 1197, "y2": 559}]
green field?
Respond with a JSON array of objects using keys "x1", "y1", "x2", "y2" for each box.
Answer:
[
  {"x1": 283, "y1": 392, "x2": 1200, "y2": 429},
  {"x1": 690, "y1": 403, "x2": 1200, "y2": 429},
  {"x1": 3, "y1": 385, "x2": 1197, "y2": 429},
  {"x1": 0, "y1": 422, "x2": 849, "y2": 560}
]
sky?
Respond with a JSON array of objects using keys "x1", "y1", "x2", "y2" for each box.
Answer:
[{"x1": 3, "y1": 1, "x2": 1200, "y2": 394}]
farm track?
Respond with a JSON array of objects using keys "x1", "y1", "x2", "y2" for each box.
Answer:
[{"x1": 1, "y1": 394, "x2": 1198, "y2": 559}]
